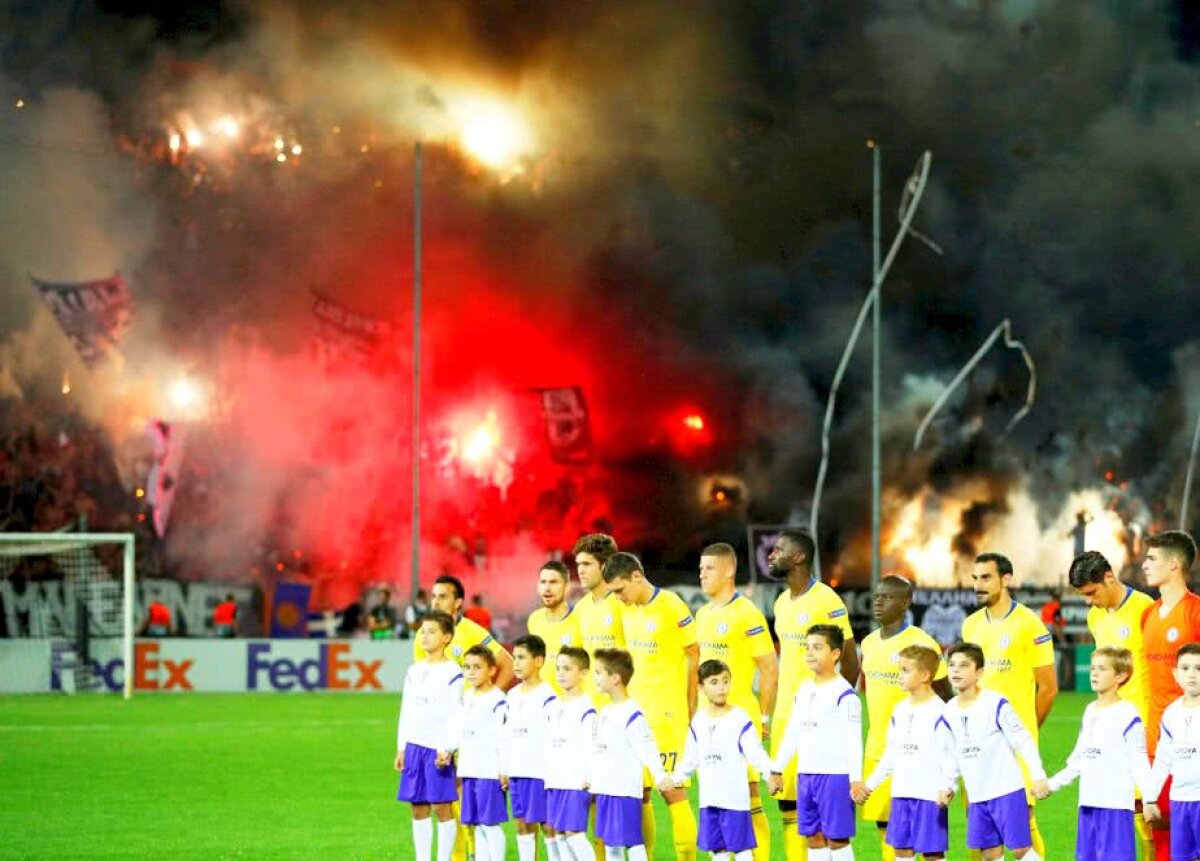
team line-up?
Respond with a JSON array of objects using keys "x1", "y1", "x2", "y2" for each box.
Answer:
[{"x1": 394, "y1": 529, "x2": 1200, "y2": 861}]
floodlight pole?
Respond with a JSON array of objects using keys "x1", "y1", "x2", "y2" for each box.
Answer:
[
  {"x1": 410, "y1": 142, "x2": 423, "y2": 603},
  {"x1": 871, "y1": 143, "x2": 882, "y2": 589},
  {"x1": 1183, "y1": 410, "x2": 1200, "y2": 531}
]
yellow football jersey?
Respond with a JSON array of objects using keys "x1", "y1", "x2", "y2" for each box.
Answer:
[
  {"x1": 696, "y1": 592, "x2": 774, "y2": 721},
  {"x1": 860, "y1": 624, "x2": 947, "y2": 760},
  {"x1": 1087, "y1": 585, "x2": 1154, "y2": 721},
  {"x1": 527, "y1": 604, "x2": 582, "y2": 694},
  {"x1": 413, "y1": 615, "x2": 504, "y2": 666},
  {"x1": 772, "y1": 580, "x2": 854, "y2": 726},
  {"x1": 575, "y1": 591, "x2": 626, "y2": 654},
  {"x1": 624, "y1": 586, "x2": 698, "y2": 723},
  {"x1": 960, "y1": 601, "x2": 1055, "y2": 739}
]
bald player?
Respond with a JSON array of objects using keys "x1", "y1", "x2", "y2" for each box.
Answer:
[
  {"x1": 960, "y1": 553, "x2": 1056, "y2": 859},
  {"x1": 695, "y1": 542, "x2": 779, "y2": 861},
  {"x1": 604, "y1": 551, "x2": 700, "y2": 861},
  {"x1": 1069, "y1": 550, "x2": 1155, "y2": 857},
  {"x1": 769, "y1": 530, "x2": 858, "y2": 861},
  {"x1": 1139, "y1": 530, "x2": 1200, "y2": 861},
  {"x1": 860, "y1": 576, "x2": 951, "y2": 861}
]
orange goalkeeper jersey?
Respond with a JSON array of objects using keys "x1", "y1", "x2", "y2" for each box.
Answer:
[{"x1": 1141, "y1": 591, "x2": 1200, "y2": 756}]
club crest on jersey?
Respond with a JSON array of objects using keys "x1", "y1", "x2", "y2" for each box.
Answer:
[
  {"x1": 1169, "y1": 627, "x2": 1181, "y2": 643},
  {"x1": 452, "y1": 645, "x2": 464, "y2": 657},
  {"x1": 561, "y1": 634, "x2": 573, "y2": 645},
  {"x1": 717, "y1": 622, "x2": 729, "y2": 635},
  {"x1": 604, "y1": 614, "x2": 614, "y2": 626},
  {"x1": 1118, "y1": 625, "x2": 1131, "y2": 639},
  {"x1": 890, "y1": 652, "x2": 900, "y2": 664},
  {"x1": 998, "y1": 635, "x2": 1012, "y2": 650},
  {"x1": 797, "y1": 612, "x2": 810, "y2": 625},
  {"x1": 646, "y1": 621, "x2": 658, "y2": 632}
]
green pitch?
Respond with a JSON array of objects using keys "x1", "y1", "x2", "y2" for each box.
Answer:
[{"x1": 0, "y1": 693, "x2": 1092, "y2": 860}]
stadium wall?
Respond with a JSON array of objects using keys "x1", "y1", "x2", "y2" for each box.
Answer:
[{"x1": 0, "y1": 638, "x2": 414, "y2": 694}]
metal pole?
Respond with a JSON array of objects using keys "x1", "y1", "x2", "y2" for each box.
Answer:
[
  {"x1": 410, "y1": 142, "x2": 423, "y2": 602},
  {"x1": 1183, "y1": 410, "x2": 1200, "y2": 531},
  {"x1": 123, "y1": 534, "x2": 134, "y2": 700},
  {"x1": 871, "y1": 142, "x2": 882, "y2": 588}
]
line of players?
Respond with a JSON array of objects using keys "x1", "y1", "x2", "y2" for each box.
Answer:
[{"x1": 395, "y1": 527, "x2": 1200, "y2": 861}]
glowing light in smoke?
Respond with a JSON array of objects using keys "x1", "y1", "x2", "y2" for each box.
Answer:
[
  {"x1": 185, "y1": 128, "x2": 205, "y2": 148},
  {"x1": 463, "y1": 414, "x2": 501, "y2": 464},
  {"x1": 457, "y1": 101, "x2": 532, "y2": 171},
  {"x1": 214, "y1": 115, "x2": 240, "y2": 139},
  {"x1": 167, "y1": 376, "x2": 206, "y2": 416},
  {"x1": 683, "y1": 414, "x2": 705, "y2": 431}
]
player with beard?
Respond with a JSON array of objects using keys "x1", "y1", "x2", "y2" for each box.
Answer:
[
  {"x1": 960, "y1": 553, "x2": 1056, "y2": 860},
  {"x1": 1138, "y1": 530, "x2": 1200, "y2": 861},
  {"x1": 768, "y1": 530, "x2": 858, "y2": 861},
  {"x1": 527, "y1": 561, "x2": 582, "y2": 695}
]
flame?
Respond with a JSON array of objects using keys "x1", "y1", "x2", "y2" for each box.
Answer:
[{"x1": 453, "y1": 98, "x2": 533, "y2": 174}]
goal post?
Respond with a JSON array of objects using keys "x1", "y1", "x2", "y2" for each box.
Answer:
[{"x1": 0, "y1": 532, "x2": 136, "y2": 699}]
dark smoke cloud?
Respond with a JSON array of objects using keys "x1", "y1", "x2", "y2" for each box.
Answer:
[{"x1": 1, "y1": 0, "x2": 1198, "y2": 592}]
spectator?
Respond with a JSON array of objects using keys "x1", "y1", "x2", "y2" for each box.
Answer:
[
  {"x1": 463, "y1": 593, "x2": 492, "y2": 633},
  {"x1": 337, "y1": 600, "x2": 363, "y2": 638},
  {"x1": 1041, "y1": 590, "x2": 1065, "y2": 644},
  {"x1": 367, "y1": 587, "x2": 398, "y2": 640},
  {"x1": 140, "y1": 599, "x2": 173, "y2": 637},
  {"x1": 213, "y1": 593, "x2": 237, "y2": 637},
  {"x1": 402, "y1": 588, "x2": 430, "y2": 640}
]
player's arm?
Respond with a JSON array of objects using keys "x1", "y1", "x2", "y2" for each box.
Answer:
[
  {"x1": 628, "y1": 712, "x2": 668, "y2": 784},
  {"x1": 740, "y1": 719, "x2": 774, "y2": 778},
  {"x1": 1034, "y1": 662, "x2": 1057, "y2": 727},
  {"x1": 770, "y1": 690, "x2": 803, "y2": 774},
  {"x1": 840, "y1": 636, "x2": 860, "y2": 687},
  {"x1": 684, "y1": 641, "x2": 700, "y2": 717},
  {"x1": 1149, "y1": 720, "x2": 1176, "y2": 801},
  {"x1": 841, "y1": 690, "x2": 864, "y2": 784},
  {"x1": 671, "y1": 726, "x2": 701, "y2": 786},
  {"x1": 1046, "y1": 719, "x2": 1085, "y2": 793},
  {"x1": 754, "y1": 649, "x2": 779, "y2": 732}
]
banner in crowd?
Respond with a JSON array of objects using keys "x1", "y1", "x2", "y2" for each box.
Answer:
[
  {"x1": 534, "y1": 386, "x2": 592, "y2": 463},
  {"x1": 0, "y1": 638, "x2": 414, "y2": 694},
  {"x1": 145, "y1": 419, "x2": 186, "y2": 538},
  {"x1": 269, "y1": 582, "x2": 312, "y2": 638},
  {"x1": 31, "y1": 273, "x2": 134, "y2": 367},
  {"x1": 310, "y1": 293, "x2": 395, "y2": 368}
]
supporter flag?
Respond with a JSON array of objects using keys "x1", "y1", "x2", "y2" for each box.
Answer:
[
  {"x1": 31, "y1": 274, "x2": 134, "y2": 367},
  {"x1": 310, "y1": 293, "x2": 395, "y2": 370},
  {"x1": 146, "y1": 420, "x2": 186, "y2": 538},
  {"x1": 270, "y1": 582, "x2": 312, "y2": 638},
  {"x1": 535, "y1": 386, "x2": 592, "y2": 463}
]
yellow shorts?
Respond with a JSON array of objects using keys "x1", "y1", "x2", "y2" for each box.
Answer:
[
  {"x1": 644, "y1": 713, "x2": 690, "y2": 788},
  {"x1": 860, "y1": 757, "x2": 892, "y2": 822},
  {"x1": 770, "y1": 709, "x2": 797, "y2": 803}
]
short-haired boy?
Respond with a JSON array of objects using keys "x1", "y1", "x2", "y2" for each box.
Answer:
[
  {"x1": 770, "y1": 624, "x2": 864, "y2": 861},
  {"x1": 590, "y1": 648, "x2": 668, "y2": 861},
  {"x1": 942, "y1": 642, "x2": 1048, "y2": 861},
  {"x1": 503, "y1": 634, "x2": 559, "y2": 861},
  {"x1": 662, "y1": 659, "x2": 774, "y2": 861},
  {"x1": 1147, "y1": 643, "x2": 1200, "y2": 861},
  {"x1": 1047, "y1": 646, "x2": 1156, "y2": 861},
  {"x1": 545, "y1": 647, "x2": 600, "y2": 861},
  {"x1": 857, "y1": 646, "x2": 957, "y2": 860}
]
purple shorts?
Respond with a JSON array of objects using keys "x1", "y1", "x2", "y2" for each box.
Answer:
[
  {"x1": 698, "y1": 806, "x2": 756, "y2": 853},
  {"x1": 460, "y1": 777, "x2": 508, "y2": 826},
  {"x1": 595, "y1": 794, "x2": 643, "y2": 848},
  {"x1": 509, "y1": 776, "x2": 548, "y2": 823},
  {"x1": 1172, "y1": 799, "x2": 1200, "y2": 861},
  {"x1": 886, "y1": 797, "x2": 948, "y2": 854},
  {"x1": 397, "y1": 743, "x2": 457, "y2": 805},
  {"x1": 546, "y1": 788, "x2": 592, "y2": 833},
  {"x1": 1075, "y1": 806, "x2": 1134, "y2": 861},
  {"x1": 967, "y1": 788, "x2": 1032, "y2": 850},
  {"x1": 797, "y1": 773, "x2": 855, "y2": 841}
]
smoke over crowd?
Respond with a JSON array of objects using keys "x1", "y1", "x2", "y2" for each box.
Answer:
[{"x1": 1, "y1": 1, "x2": 1197, "y2": 600}]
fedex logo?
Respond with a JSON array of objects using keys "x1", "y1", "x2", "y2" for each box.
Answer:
[
  {"x1": 247, "y1": 643, "x2": 382, "y2": 691},
  {"x1": 51, "y1": 642, "x2": 193, "y2": 692}
]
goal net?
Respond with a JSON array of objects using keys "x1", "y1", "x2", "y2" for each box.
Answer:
[{"x1": 0, "y1": 531, "x2": 135, "y2": 698}]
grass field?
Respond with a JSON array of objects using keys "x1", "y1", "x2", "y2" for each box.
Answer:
[{"x1": 0, "y1": 692, "x2": 1091, "y2": 860}]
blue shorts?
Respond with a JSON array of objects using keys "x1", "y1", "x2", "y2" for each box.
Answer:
[
  {"x1": 461, "y1": 777, "x2": 508, "y2": 826},
  {"x1": 1172, "y1": 799, "x2": 1200, "y2": 861},
  {"x1": 797, "y1": 772, "x2": 855, "y2": 841},
  {"x1": 967, "y1": 788, "x2": 1031, "y2": 850},
  {"x1": 509, "y1": 776, "x2": 548, "y2": 824},
  {"x1": 698, "y1": 806, "x2": 755, "y2": 853},
  {"x1": 546, "y1": 788, "x2": 592, "y2": 833},
  {"x1": 1075, "y1": 806, "x2": 1134, "y2": 861},
  {"x1": 397, "y1": 743, "x2": 457, "y2": 805},
  {"x1": 887, "y1": 797, "x2": 948, "y2": 855},
  {"x1": 595, "y1": 794, "x2": 643, "y2": 848}
]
